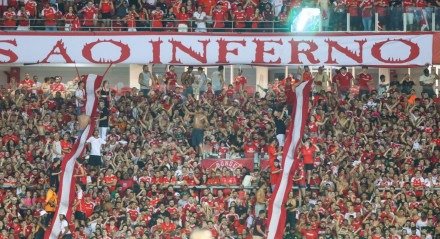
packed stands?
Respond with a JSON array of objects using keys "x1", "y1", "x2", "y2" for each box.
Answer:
[
  {"x1": 1, "y1": 0, "x2": 440, "y2": 31},
  {"x1": 0, "y1": 64, "x2": 438, "y2": 239}
]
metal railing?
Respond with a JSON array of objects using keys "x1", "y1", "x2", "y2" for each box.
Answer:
[
  {"x1": 1, "y1": 6, "x2": 439, "y2": 32},
  {"x1": 0, "y1": 18, "x2": 291, "y2": 32}
]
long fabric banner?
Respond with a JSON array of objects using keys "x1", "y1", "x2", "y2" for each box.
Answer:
[
  {"x1": 267, "y1": 80, "x2": 313, "y2": 239},
  {"x1": 0, "y1": 32, "x2": 435, "y2": 66},
  {"x1": 44, "y1": 74, "x2": 102, "y2": 239}
]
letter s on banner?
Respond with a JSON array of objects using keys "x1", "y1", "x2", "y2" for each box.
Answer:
[{"x1": 0, "y1": 40, "x2": 18, "y2": 63}]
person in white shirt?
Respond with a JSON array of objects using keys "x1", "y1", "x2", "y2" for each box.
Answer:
[
  {"x1": 59, "y1": 214, "x2": 72, "y2": 239},
  {"x1": 86, "y1": 130, "x2": 106, "y2": 167},
  {"x1": 197, "y1": 67, "x2": 208, "y2": 95},
  {"x1": 419, "y1": 67, "x2": 439, "y2": 98},
  {"x1": 51, "y1": 133, "x2": 62, "y2": 161},
  {"x1": 138, "y1": 65, "x2": 152, "y2": 96},
  {"x1": 75, "y1": 81, "x2": 85, "y2": 115},
  {"x1": 313, "y1": 66, "x2": 329, "y2": 93},
  {"x1": 193, "y1": 6, "x2": 207, "y2": 32},
  {"x1": 210, "y1": 65, "x2": 224, "y2": 95},
  {"x1": 377, "y1": 74, "x2": 389, "y2": 97}
]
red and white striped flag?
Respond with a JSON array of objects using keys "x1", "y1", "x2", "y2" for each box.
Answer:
[
  {"x1": 45, "y1": 74, "x2": 102, "y2": 239},
  {"x1": 267, "y1": 80, "x2": 313, "y2": 239}
]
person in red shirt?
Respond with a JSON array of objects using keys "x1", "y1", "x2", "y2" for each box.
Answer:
[
  {"x1": 151, "y1": 6, "x2": 164, "y2": 30},
  {"x1": 63, "y1": 6, "x2": 77, "y2": 31},
  {"x1": 20, "y1": 73, "x2": 34, "y2": 91},
  {"x1": 301, "y1": 224, "x2": 319, "y2": 239},
  {"x1": 16, "y1": 6, "x2": 30, "y2": 31},
  {"x1": 233, "y1": 4, "x2": 246, "y2": 30},
  {"x1": 79, "y1": 1, "x2": 98, "y2": 31},
  {"x1": 125, "y1": 7, "x2": 139, "y2": 31},
  {"x1": 248, "y1": 8, "x2": 263, "y2": 30},
  {"x1": 161, "y1": 216, "x2": 176, "y2": 235},
  {"x1": 332, "y1": 66, "x2": 354, "y2": 98},
  {"x1": 211, "y1": 4, "x2": 226, "y2": 30},
  {"x1": 50, "y1": 76, "x2": 66, "y2": 96},
  {"x1": 374, "y1": 0, "x2": 389, "y2": 30},
  {"x1": 243, "y1": 141, "x2": 258, "y2": 158},
  {"x1": 3, "y1": 7, "x2": 16, "y2": 30},
  {"x1": 270, "y1": 159, "x2": 282, "y2": 190},
  {"x1": 357, "y1": 66, "x2": 373, "y2": 97},
  {"x1": 300, "y1": 65, "x2": 313, "y2": 81},
  {"x1": 99, "y1": 0, "x2": 114, "y2": 28},
  {"x1": 360, "y1": 0, "x2": 373, "y2": 30},
  {"x1": 102, "y1": 169, "x2": 118, "y2": 191},
  {"x1": 77, "y1": 196, "x2": 95, "y2": 219},
  {"x1": 60, "y1": 133, "x2": 72, "y2": 155},
  {"x1": 346, "y1": 0, "x2": 360, "y2": 30},
  {"x1": 25, "y1": 0, "x2": 37, "y2": 18},
  {"x1": 225, "y1": 84, "x2": 235, "y2": 98},
  {"x1": 41, "y1": 4, "x2": 58, "y2": 31},
  {"x1": 301, "y1": 140, "x2": 319, "y2": 187},
  {"x1": 165, "y1": 65, "x2": 178, "y2": 91},
  {"x1": 176, "y1": 6, "x2": 190, "y2": 32}
]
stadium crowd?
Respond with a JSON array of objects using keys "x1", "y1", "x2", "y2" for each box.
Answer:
[
  {"x1": 0, "y1": 64, "x2": 439, "y2": 239},
  {"x1": 1, "y1": 0, "x2": 440, "y2": 31}
]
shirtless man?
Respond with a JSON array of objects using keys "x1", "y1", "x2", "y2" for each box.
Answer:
[{"x1": 190, "y1": 106, "x2": 209, "y2": 156}]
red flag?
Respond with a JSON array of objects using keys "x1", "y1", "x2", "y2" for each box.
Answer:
[
  {"x1": 44, "y1": 74, "x2": 102, "y2": 239},
  {"x1": 267, "y1": 80, "x2": 313, "y2": 239}
]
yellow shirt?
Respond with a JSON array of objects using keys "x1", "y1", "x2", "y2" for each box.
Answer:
[{"x1": 44, "y1": 189, "x2": 57, "y2": 212}]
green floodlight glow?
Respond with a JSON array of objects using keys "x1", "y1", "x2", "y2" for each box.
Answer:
[{"x1": 291, "y1": 8, "x2": 321, "y2": 32}]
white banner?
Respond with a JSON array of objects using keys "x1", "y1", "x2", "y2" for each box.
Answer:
[{"x1": 0, "y1": 32, "x2": 433, "y2": 66}]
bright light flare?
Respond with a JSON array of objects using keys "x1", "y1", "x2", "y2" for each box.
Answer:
[{"x1": 292, "y1": 8, "x2": 321, "y2": 32}]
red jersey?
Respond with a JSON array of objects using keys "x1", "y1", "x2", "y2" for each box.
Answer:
[
  {"x1": 21, "y1": 79, "x2": 34, "y2": 89},
  {"x1": 212, "y1": 9, "x2": 226, "y2": 28},
  {"x1": 176, "y1": 12, "x2": 190, "y2": 24},
  {"x1": 358, "y1": 73, "x2": 373, "y2": 90},
  {"x1": 375, "y1": 0, "x2": 389, "y2": 16},
  {"x1": 233, "y1": 10, "x2": 246, "y2": 28},
  {"x1": 333, "y1": 72, "x2": 353, "y2": 91},
  {"x1": 25, "y1": 0, "x2": 37, "y2": 16},
  {"x1": 17, "y1": 10, "x2": 31, "y2": 26},
  {"x1": 100, "y1": 1, "x2": 113, "y2": 13},
  {"x1": 415, "y1": 0, "x2": 426, "y2": 7},
  {"x1": 403, "y1": 0, "x2": 414, "y2": 12},
  {"x1": 64, "y1": 12, "x2": 76, "y2": 24},
  {"x1": 41, "y1": 7, "x2": 57, "y2": 26},
  {"x1": 218, "y1": 0, "x2": 230, "y2": 12},
  {"x1": 161, "y1": 222, "x2": 176, "y2": 232},
  {"x1": 165, "y1": 71, "x2": 177, "y2": 85},
  {"x1": 301, "y1": 229, "x2": 319, "y2": 239},
  {"x1": 411, "y1": 177, "x2": 425, "y2": 187},
  {"x1": 151, "y1": 10, "x2": 164, "y2": 28},
  {"x1": 103, "y1": 175, "x2": 118, "y2": 191},
  {"x1": 50, "y1": 82, "x2": 65, "y2": 92},
  {"x1": 3, "y1": 11, "x2": 16, "y2": 27},
  {"x1": 126, "y1": 12, "x2": 136, "y2": 28},
  {"x1": 127, "y1": 208, "x2": 139, "y2": 221},
  {"x1": 198, "y1": 0, "x2": 216, "y2": 13},
  {"x1": 249, "y1": 14, "x2": 262, "y2": 28},
  {"x1": 82, "y1": 6, "x2": 97, "y2": 26},
  {"x1": 301, "y1": 146, "x2": 316, "y2": 164},
  {"x1": 79, "y1": 200, "x2": 95, "y2": 218}
]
